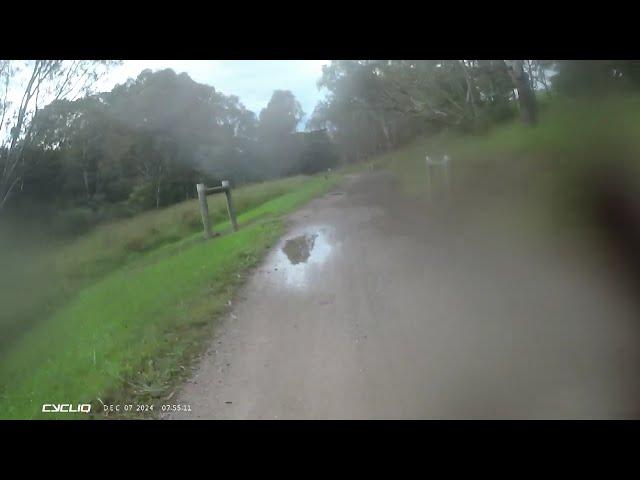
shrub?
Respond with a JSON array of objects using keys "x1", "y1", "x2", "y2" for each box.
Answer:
[{"x1": 54, "y1": 207, "x2": 95, "y2": 235}]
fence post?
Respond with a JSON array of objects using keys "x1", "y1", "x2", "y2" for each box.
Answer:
[
  {"x1": 222, "y1": 180, "x2": 238, "y2": 232},
  {"x1": 426, "y1": 156, "x2": 433, "y2": 201},
  {"x1": 196, "y1": 183, "x2": 213, "y2": 239},
  {"x1": 443, "y1": 154, "x2": 451, "y2": 199},
  {"x1": 426, "y1": 154, "x2": 452, "y2": 201}
]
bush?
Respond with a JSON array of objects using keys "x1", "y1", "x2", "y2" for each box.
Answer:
[
  {"x1": 127, "y1": 182, "x2": 156, "y2": 211},
  {"x1": 181, "y1": 208, "x2": 202, "y2": 229},
  {"x1": 54, "y1": 207, "x2": 95, "y2": 235}
]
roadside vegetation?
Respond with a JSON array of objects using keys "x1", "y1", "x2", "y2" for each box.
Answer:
[
  {"x1": 374, "y1": 94, "x2": 640, "y2": 271},
  {"x1": 0, "y1": 174, "x2": 341, "y2": 419}
]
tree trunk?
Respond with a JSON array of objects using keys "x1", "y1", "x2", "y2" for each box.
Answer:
[
  {"x1": 82, "y1": 169, "x2": 91, "y2": 201},
  {"x1": 378, "y1": 115, "x2": 392, "y2": 150},
  {"x1": 504, "y1": 60, "x2": 538, "y2": 125},
  {"x1": 459, "y1": 60, "x2": 479, "y2": 122},
  {"x1": 0, "y1": 175, "x2": 20, "y2": 212}
]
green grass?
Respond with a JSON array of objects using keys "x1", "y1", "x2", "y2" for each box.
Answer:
[
  {"x1": 383, "y1": 94, "x2": 640, "y2": 196},
  {"x1": 0, "y1": 174, "x2": 341, "y2": 419},
  {"x1": 54, "y1": 175, "x2": 319, "y2": 282},
  {"x1": 367, "y1": 94, "x2": 640, "y2": 251},
  {"x1": 0, "y1": 175, "x2": 323, "y2": 353}
]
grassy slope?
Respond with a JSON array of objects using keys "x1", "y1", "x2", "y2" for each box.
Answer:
[
  {"x1": 370, "y1": 95, "x2": 640, "y2": 248},
  {"x1": 0, "y1": 174, "x2": 341, "y2": 419},
  {"x1": 382, "y1": 95, "x2": 640, "y2": 194},
  {"x1": 0, "y1": 176, "x2": 320, "y2": 352}
]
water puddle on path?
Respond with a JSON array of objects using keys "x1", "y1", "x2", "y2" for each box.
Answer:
[
  {"x1": 282, "y1": 234, "x2": 318, "y2": 265},
  {"x1": 271, "y1": 226, "x2": 336, "y2": 291}
]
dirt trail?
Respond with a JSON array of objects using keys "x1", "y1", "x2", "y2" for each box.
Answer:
[{"x1": 168, "y1": 171, "x2": 640, "y2": 419}]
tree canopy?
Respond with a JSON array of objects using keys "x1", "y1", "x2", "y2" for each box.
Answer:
[
  {"x1": 3, "y1": 59, "x2": 636, "y2": 235},
  {"x1": 1, "y1": 67, "x2": 337, "y2": 233}
]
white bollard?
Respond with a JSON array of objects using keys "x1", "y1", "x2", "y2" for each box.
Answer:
[{"x1": 425, "y1": 154, "x2": 452, "y2": 201}]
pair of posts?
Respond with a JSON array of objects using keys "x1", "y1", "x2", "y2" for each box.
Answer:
[{"x1": 425, "y1": 154, "x2": 451, "y2": 201}]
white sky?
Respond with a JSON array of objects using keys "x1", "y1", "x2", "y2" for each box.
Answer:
[{"x1": 97, "y1": 60, "x2": 331, "y2": 123}]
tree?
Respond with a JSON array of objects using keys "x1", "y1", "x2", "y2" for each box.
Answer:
[
  {"x1": 0, "y1": 60, "x2": 118, "y2": 211},
  {"x1": 258, "y1": 90, "x2": 304, "y2": 138},
  {"x1": 258, "y1": 90, "x2": 305, "y2": 177},
  {"x1": 550, "y1": 60, "x2": 640, "y2": 95},
  {"x1": 311, "y1": 61, "x2": 483, "y2": 163},
  {"x1": 310, "y1": 60, "x2": 540, "y2": 163},
  {"x1": 103, "y1": 69, "x2": 259, "y2": 208},
  {"x1": 295, "y1": 129, "x2": 339, "y2": 175},
  {"x1": 503, "y1": 60, "x2": 538, "y2": 125},
  {"x1": 7, "y1": 67, "x2": 268, "y2": 214}
]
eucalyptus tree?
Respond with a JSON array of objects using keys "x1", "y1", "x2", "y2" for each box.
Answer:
[{"x1": 0, "y1": 60, "x2": 118, "y2": 211}]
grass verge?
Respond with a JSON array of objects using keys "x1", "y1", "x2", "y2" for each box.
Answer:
[
  {"x1": 369, "y1": 95, "x2": 640, "y2": 248},
  {"x1": 0, "y1": 175, "x2": 324, "y2": 353},
  {"x1": 0, "y1": 174, "x2": 341, "y2": 419}
]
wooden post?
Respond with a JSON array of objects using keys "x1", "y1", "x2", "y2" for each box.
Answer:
[
  {"x1": 196, "y1": 183, "x2": 213, "y2": 239},
  {"x1": 222, "y1": 180, "x2": 238, "y2": 232}
]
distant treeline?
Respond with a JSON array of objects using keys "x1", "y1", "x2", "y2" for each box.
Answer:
[
  {"x1": 2, "y1": 68, "x2": 339, "y2": 233},
  {"x1": 2, "y1": 60, "x2": 640, "y2": 234},
  {"x1": 308, "y1": 60, "x2": 640, "y2": 162}
]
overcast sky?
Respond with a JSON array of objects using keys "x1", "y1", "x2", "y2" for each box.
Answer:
[{"x1": 97, "y1": 60, "x2": 330, "y2": 125}]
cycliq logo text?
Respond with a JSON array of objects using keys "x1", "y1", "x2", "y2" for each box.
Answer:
[{"x1": 42, "y1": 403, "x2": 92, "y2": 414}]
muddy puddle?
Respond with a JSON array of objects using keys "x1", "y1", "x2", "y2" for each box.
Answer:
[
  {"x1": 271, "y1": 226, "x2": 336, "y2": 290},
  {"x1": 282, "y1": 234, "x2": 318, "y2": 264}
]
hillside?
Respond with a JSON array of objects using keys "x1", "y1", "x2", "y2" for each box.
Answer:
[{"x1": 0, "y1": 173, "x2": 341, "y2": 419}]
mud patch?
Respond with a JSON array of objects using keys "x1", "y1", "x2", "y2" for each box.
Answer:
[{"x1": 282, "y1": 234, "x2": 318, "y2": 265}]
